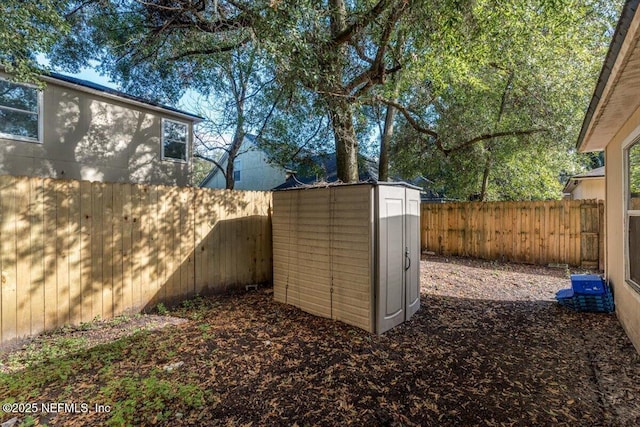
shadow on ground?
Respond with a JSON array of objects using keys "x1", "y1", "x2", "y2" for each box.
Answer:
[{"x1": 1, "y1": 258, "x2": 639, "y2": 426}]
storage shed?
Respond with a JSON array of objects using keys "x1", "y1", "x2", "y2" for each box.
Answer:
[{"x1": 272, "y1": 182, "x2": 421, "y2": 333}]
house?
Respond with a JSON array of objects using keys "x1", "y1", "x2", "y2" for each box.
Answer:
[
  {"x1": 576, "y1": 0, "x2": 640, "y2": 351},
  {"x1": 200, "y1": 137, "x2": 380, "y2": 191},
  {"x1": 199, "y1": 135, "x2": 287, "y2": 190},
  {"x1": 273, "y1": 152, "x2": 378, "y2": 189},
  {"x1": 562, "y1": 166, "x2": 605, "y2": 200},
  {"x1": 0, "y1": 71, "x2": 203, "y2": 186}
]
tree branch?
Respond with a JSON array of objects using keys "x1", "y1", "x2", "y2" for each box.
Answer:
[
  {"x1": 331, "y1": 0, "x2": 395, "y2": 45},
  {"x1": 444, "y1": 129, "x2": 547, "y2": 154},
  {"x1": 169, "y1": 38, "x2": 250, "y2": 61},
  {"x1": 194, "y1": 153, "x2": 227, "y2": 179},
  {"x1": 372, "y1": 96, "x2": 438, "y2": 138},
  {"x1": 371, "y1": 96, "x2": 546, "y2": 154}
]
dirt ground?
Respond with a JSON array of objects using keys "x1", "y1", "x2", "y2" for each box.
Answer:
[{"x1": 2, "y1": 255, "x2": 640, "y2": 426}]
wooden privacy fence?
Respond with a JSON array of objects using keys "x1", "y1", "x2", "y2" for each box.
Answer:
[
  {"x1": 0, "y1": 175, "x2": 272, "y2": 343},
  {"x1": 421, "y1": 200, "x2": 604, "y2": 268}
]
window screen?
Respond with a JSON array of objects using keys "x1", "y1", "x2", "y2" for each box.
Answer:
[
  {"x1": 162, "y1": 119, "x2": 188, "y2": 162},
  {"x1": 630, "y1": 217, "x2": 640, "y2": 286},
  {"x1": 629, "y1": 142, "x2": 640, "y2": 286},
  {"x1": 0, "y1": 78, "x2": 40, "y2": 141},
  {"x1": 234, "y1": 159, "x2": 241, "y2": 182}
]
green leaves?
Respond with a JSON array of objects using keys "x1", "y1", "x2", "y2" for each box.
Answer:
[
  {"x1": 0, "y1": 0, "x2": 69, "y2": 81},
  {"x1": 388, "y1": 0, "x2": 622, "y2": 200}
]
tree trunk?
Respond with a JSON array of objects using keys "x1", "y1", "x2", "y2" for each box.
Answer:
[
  {"x1": 480, "y1": 153, "x2": 492, "y2": 201},
  {"x1": 479, "y1": 70, "x2": 512, "y2": 200},
  {"x1": 225, "y1": 130, "x2": 244, "y2": 190},
  {"x1": 378, "y1": 32, "x2": 403, "y2": 182},
  {"x1": 328, "y1": 97, "x2": 359, "y2": 183},
  {"x1": 326, "y1": 0, "x2": 358, "y2": 183},
  {"x1": 379, "y1": 104, "x2": 396, "y2": 182}
]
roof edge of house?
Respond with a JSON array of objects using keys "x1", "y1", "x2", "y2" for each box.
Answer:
[
  {"x1": 40, "y1": 72, "x2": 205, "y2": 123},
  {"x1": 576, "y1": 0, "x2": 640, "y2": 152}
]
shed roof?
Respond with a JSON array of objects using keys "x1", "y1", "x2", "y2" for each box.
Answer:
[{"x1": 273, "y1": 153, "x2": 378, "y2": 190}]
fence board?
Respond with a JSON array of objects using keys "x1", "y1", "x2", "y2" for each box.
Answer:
[
  {"x1": 1, "y1": 176, "x2": 17, "y2": 341},
  {"x1": 16, "y1": 178, "x2": 31, "y2": 338},
  {"x1": 44, "y1": 179, "x2": 58, "y2": 329},
  {"x1": 121, "y1": 184, "x2": 133, "y2": 313},
  {"x1": 29, "y1": 178, "x2": 45, "y2": 335},
  {"x1": 131, "y1": 185, "x2": 143, "y2": 310},
  {"x1": 421, "y1": 200, "x2": 604, "y2": 267},
  {"x1": 80, "y1": 181, "x2": 92, "y2": 323},
  {"x1": 68, "y1": 180, "x2": 82, "y2": 325},
  {"x1": 112, "y1": 184, "x2": 124, "y2": 317}
]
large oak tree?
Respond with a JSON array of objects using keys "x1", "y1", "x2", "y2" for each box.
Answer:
[{"x1": 45, "y1": 0, "x2": 619, "y2": 188}]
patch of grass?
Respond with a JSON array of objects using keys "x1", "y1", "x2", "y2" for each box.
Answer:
[
  {"x1": 5, "y1": 336, "x2": 88, "y2": 371},
  {"x1": 0, "y1": 332, "x2": 159, "y2": 404},
  {"x1": 156, "y1": 303, "x2": 169, "y2": 316},
  {"x1": 176, "y1": 295, "x2": 210, "y2": 321},
  {"x1": 101, "y1": 371, "x2": 205, "y2": 426},
  {"x1": 198, "y1": 324, "x2": 212, "y2": 339},
  {"x1": 1, "y1": 353, "x2": 84, "y2": 397}
]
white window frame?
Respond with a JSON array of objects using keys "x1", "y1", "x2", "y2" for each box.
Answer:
[
  {"x1": 624, "y1": 136, "x2": 640, "y2": 292},
  {"x1": 0, "y1": 76, "x2": 44, "y2": 143},
  {"x1": 233, "y1": 158, "x2": 242, "y2": 182},
  {"x1": 161, "y1": 118, "x2": 189, "y2": 163}
]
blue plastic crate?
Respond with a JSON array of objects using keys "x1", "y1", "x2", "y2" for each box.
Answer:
[
  {"x1": 555, "y1": 288, "x2": 574, "y2": 299},
  {"x1": 570, "y1": 274, "x2": 605, "y2": 295},
  {"x1": 555, "y1": 281, "x2": 615, "y2": 313}
]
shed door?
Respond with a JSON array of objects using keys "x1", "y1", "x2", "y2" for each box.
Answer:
[
  {"x1": 376, "y1": 186, "x2": 406, "y2": 334},
  {"x1": 405, "y1": 189, "x2": 421, "y2": 320}
]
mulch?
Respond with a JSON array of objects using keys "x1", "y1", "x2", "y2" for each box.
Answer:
[{"x1": 2, "y1": 255, "x2": 640, "y2": 426}]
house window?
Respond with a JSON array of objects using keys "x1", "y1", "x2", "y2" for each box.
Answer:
[
  {"x1": 234, "y1": 159, "x2": 242, "y2": 182},
  {"x1": 0, "y1": 78, "x2": 42, "y2": 142},
  {"x1": 627, "y1": 141, "x2": 640, "y2": 288},
  {"x1": 161, "y1": 119, "x2": 188, "y2": 162}
]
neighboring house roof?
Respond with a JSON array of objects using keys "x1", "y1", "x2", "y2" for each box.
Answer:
[
  {"x1": 40, "y1": 71, "x2": 205, "y2": 123},
  {"x1": 577, "y1": 0, "x2": 640, "y2": 152},
  {"x1": 400, "y1": 176, "x2": 457, "y2": 203},
  {"x1": 562, "y1": 166, "x2": 605, "y2": 194},
  {"x1": 198, "y1": 134, "x2": 259, "y2": 187},
  {"x1": 272, "y1": 153, "x2": 379, "y2": 190}
]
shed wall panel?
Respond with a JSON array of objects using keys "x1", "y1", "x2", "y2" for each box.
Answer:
[
  {"x1": 272, "y1": 188, "x2": 332, "y2": 319},
  {"x1": 330, "y1": 185, "x2": 373, "y2": 331},
  {"x1": 272, "y1": 185, "x2": 373, "y2": 331}
]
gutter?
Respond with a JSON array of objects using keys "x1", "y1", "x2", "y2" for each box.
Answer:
[{"x1": 576, "y1": 0, "x2": 640, "y2": 151}]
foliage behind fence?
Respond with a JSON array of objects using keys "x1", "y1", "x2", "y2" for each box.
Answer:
[
  {"x1": 0, "y1": 176, "x2": 272, "y2": 343},
  {"x1": 421, "y1": 200, "x2": 604, "y2": 268}
]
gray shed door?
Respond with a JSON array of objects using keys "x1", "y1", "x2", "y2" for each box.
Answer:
[
  {"x1": 405, "y1": 189, "x2": 421, "y2": 320},
  {"x1": 376, "y1": 186, "x2": 406, "y2": 334}
]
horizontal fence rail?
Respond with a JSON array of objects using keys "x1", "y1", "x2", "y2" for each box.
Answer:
[
  {"x1": 0, "y1": 175, "x2": 272, "y2": 343},
  {"x1": 421, "y1": 200, "x2": 604, "y2": 268}
]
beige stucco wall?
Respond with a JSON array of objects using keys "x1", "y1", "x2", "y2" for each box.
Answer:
[
  {"x1": 605, "y1": 104, "x2": 640, "y2": 353},
  {"x1": 572, "y1": 179, "x2": 605, "y2": 201},
  {"x1": 0, "y1": 78, "x2": 193, "y2": 186},
  {"x1": 203, "y1": 143, "x2": 285, "y2": 191}
]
